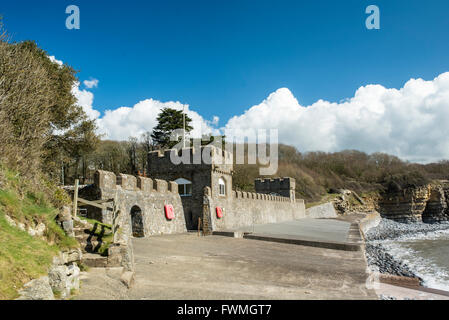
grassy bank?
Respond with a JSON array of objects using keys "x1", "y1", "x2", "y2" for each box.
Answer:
[{"x1": 0, "y1": 167, "x2": 77, "y2": 300}]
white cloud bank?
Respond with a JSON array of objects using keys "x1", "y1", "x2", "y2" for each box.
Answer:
[
  {"x1": 97, "y1": 99, "x2": 219, "y2": 141},
  {"x1": 47, "y1": 53, "x2": 449, "y2": 163},
  {"x1": 225, "y1": 72, "x2": 449, "y2": 163}
]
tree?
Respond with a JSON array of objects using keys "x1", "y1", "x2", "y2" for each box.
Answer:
[
  {"x1": 151, "y1": 108, "x2": 193, "y2": 149},
  {"x1": 139, "y1": 131, "x2": 153, "y2": 175},
  {"x1": 127, "y1": 137, "x2": 138, "y2": 175},
  {"x1": 0, "y1": 23, "x2": 99, "y2": 182}
]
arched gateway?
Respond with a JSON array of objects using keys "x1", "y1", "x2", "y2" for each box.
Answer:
[{"x1": 130, "y1": 205, "x2": 144, "y2": 237}]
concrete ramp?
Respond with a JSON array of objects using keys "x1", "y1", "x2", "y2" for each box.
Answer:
[{"x1": 214, "y1": 218, "x2": 363, "y2": 251}]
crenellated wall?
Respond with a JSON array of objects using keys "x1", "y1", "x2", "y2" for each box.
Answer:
[
  {"x1": 204, "y1": 188, "x2": 306, "y2": 231},
  {"x1": 255, "y1": 177, "x2": 296, "y2": 200},
  {"x1": 80, "y1": 169, "x2": 307, "y2": 239},
  {"x1": 80, "y1": 170, "x2": 187, "y2": 241}
]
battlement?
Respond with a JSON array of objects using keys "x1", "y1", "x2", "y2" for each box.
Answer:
[
  {"x1": 148, "y1": 145, "x2": 233, "y2": 168},
  {"x1": 254, "y1": 177, "x2": 296, "y2": 200},
  {"x1": 232, "y1": 190, "x2": 291, "y2": 202},
  {"x1": 94, "y1": 170, "x2": 179, "y2": 195},
  {"x1": 255, "y1": 177, "x2": 295, "y2": 192}
]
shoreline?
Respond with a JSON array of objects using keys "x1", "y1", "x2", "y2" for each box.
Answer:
[{"x1": 363, "y1": 217, "x2": 449, "y2": 299}]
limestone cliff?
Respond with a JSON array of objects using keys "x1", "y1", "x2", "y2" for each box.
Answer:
[{"x1": 377, "y1": 182, "x2": 449, "y2": 223}]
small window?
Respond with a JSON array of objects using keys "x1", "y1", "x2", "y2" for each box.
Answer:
[
  {"x1": 219, "y1": 178, "x2": 226, "y2": 196},
  {"x1": 175, "y1": 178, "x2": 192, "y2": 197}
]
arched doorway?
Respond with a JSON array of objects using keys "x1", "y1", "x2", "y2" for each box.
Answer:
[{"x1": 130, "y1": 205, "x2": 144, "y2": 237}]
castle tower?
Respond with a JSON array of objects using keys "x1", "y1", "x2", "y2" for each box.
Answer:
[
  {"x1": 255, "y1": 177, "x2": 296, "y2": 201},
  {"x1": 147, "y1": 145, "x2": 233, "y2": 229}
]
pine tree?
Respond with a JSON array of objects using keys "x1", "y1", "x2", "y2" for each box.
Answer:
[{"x1": 151, "y1": 108, "x2": 193, "y2": 148}]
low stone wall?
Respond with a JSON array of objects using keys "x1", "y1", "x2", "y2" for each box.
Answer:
[
  {"x1": 359, "y1": 211, "x2": 382, "y2": 235},
  {"x1": 207, "y1": 190, "x2": 306, "y2": 231},
  {"x1": 306, "y1": 202, "x2": 338, "y2": 219}
]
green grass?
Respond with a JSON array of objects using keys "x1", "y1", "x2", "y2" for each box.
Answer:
[
  {"x1": 0, "y1": 166, "x2": 78, "y2": 300},
  {"x1": 0, "y1": 211, "x2": 58, "y2": 300}
]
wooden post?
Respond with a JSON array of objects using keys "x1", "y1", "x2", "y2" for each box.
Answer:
[
  {"x1": 73, "y1": 179, "x2": 79, "y2": 218},
  {"x1": 198, "y1": 217, "x2": 202, "y2": 237}
]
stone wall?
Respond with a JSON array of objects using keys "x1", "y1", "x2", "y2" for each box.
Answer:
[
  {"x1": 359, "y1": 211, "x2": 382, "y2": 235},
  {"x1": 85, "y1": 170, "x2": 306, "y2": 237},
  {"x1": 255, "y1": 177, "x2": 296, "y2": 200},
  {"x1": 205, "y1": 188, "x2": 306, "y2": 231}
]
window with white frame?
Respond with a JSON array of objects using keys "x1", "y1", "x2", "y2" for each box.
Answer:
[
  {"x1": 175, "y1": 178, "x2": 192, "y2": 197},
  {"x1": 218, "y1": 178, "x2": 226, "y2": 196}
]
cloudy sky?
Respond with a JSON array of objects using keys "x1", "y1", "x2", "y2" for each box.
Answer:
[
  {"x1": 70, "y1": 71, "x2": 449, "y2": 164},
  {"x1": 3, "y1": 1, "x2": 449, "y2": 163}
]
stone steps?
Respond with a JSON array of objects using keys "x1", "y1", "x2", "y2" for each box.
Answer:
[
  {"x1": 73, "y1": 225, "x2": 108, "y2": 254},
  {"x1": 75, "y1": 233, "x2": 106, "y2": 254},
  {"x1": 73, "y1": 218, "x2": 118, "y2": 268},
  {"x1": 74, "y1": 228, "x2": 88, "y2": 237},
  {"x1": 81, "y1": 253, "x2": 109, "y2": 268}
]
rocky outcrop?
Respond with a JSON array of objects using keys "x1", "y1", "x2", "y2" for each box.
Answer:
[
  {"x1": 422, "y1": 185, "x2": 449, "y2": 223},
  {"x1": 17, "y1": 250, "x2": 82, "y2": 300},
  {"x1": 16, "y1": 276, "x2": 55, "y2": 300},
  {"x1": 378, "y1": 182, "x2": 449, "y2": 223},
  {"x1": 48, "y1": 263, "x2": 80, "y2": 299},
  {"x1": 331, "y1": 189, "x2": 378, "y2": 215}
]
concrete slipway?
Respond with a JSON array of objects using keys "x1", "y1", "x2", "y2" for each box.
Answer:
[{"x1": 76, "y1": 218, "x2": 376, "y2": 300}]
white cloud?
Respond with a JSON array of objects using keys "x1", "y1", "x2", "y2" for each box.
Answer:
[
  {"x1": 224, "y1": 72, "x2": 449, "y2": 163},
  {"x1": 97, "y1": 99, "x2": 220, "y2": 141},
  {"x1": 48, "y1": 55, "x2": 63, "y2": 66},
  {"x1": 71, "y1": 82, "x2": 101, "y2": 120},
  {"x1": 47, "y1": 55, "x2": 100, "y2": 120},
  {"x1": 46, "y1": 52, "x2": 449, "y2": 163},
  {"x1": 83, "y1": 78, "x2": 99, "y2": 89}
]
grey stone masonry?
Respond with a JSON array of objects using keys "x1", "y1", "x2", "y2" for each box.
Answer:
[
  {"x1": 80, "y1": 146, "x2": 306, "y2": 238},
  {"x1": 255, "y1": 177, "x2": 296, "y2": 201}
]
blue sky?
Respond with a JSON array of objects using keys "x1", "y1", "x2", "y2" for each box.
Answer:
[
  {"x1": 2, "y1": 0, "x2": 448, "y2": 118},
  {"x1": 2, "y1": 1, "x2": 449, "y2": 161}
]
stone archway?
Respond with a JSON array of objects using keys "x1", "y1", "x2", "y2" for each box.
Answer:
[{"x1": 130, "y1": 205, "x2": 144, "y2": 237}]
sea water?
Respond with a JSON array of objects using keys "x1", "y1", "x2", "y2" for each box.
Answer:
[{"x1": 381, "y1": 229, "x2": 449, "y2": 291}]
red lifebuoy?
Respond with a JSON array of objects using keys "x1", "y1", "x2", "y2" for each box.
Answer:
[
  {"x1": 164, "y1": 204, "x2": 175, "y2": 220},
  {"x1": 216, "y1": 207, "x2": 223, "y2": 219}
]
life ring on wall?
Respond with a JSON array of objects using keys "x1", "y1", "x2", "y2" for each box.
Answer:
[
  {"x1": 164, "y1": 204, "x2": 175, "y2": 220},
  {"x1": 216, "y1": 207, "x2": 223, "y2": 219}
]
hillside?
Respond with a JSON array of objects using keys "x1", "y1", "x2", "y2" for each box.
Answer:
[
  {"x1": 0, "y1": 23, "x2": 97, "y2": 300},
  {"x1": 232, "y1": 145, "x2": 449, "y2": 203},
  {"x1": 65, "y1": 139, "x2": 449, "y2": 205},
  {"x1": 0, "y1": 166, "x2": 78, "y2": 299}
]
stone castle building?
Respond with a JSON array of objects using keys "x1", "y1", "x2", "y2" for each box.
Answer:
[{"x1": 80, "y1": 145, "x2": 305, "y2": 240}]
